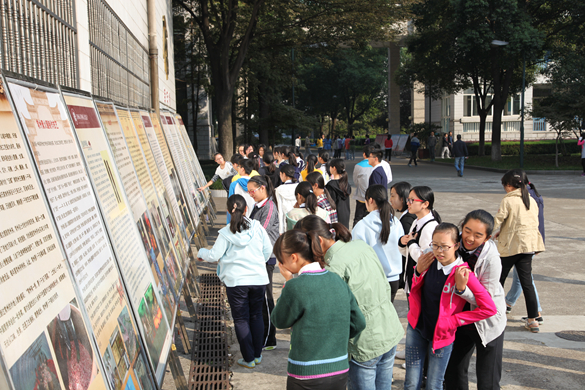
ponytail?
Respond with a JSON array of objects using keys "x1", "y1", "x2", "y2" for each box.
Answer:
[
  {"x1": 226, "y1": 194, "x2": 250, "y2": 234},
  {"x1": 501, "y1": 169, "x2": 530, "y2": 210},
  {"x1": 249, "y1": 175, "x2": 279, "y2": 210},
  {"x1": 523, "y1": 172, "x2": 540, "y2": 198},
  {"x1": 411, "y1": 186, "x2": 442, "y2": 223},
  {"x1": 306, "y1": 154, "x2": 317, "y2": 174},
  {"x1": 284, "y1": 146, "x2": 297, "y2": 167},
  {"x1": 306, "y1": 171, "x2": 336, "y2": 210},
  {"x1": 329, "y1": 158, "x2": 349, "y2": 196},
  {"x1": 295, "y1": 182, "x2": 318, "y2": 214},
  {"x1": 273, "y1": 230, "x2": 326, "y2": 268},
  {"x1": 280, "y1": 164, "x2": 297, "y2": 182},
  {"x1": 293, "y1": 214, "x2": 352, "y2": 243},
  {"x1": 365, "y1": 185, "x2": 395, "y2": 245}
]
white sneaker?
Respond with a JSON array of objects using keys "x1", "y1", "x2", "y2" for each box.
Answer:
[
  {"x1": 401, "y1": 363, "x2": 406, "y2": 369},
  {"x1": 395, "y1": 349, "x2": 406, "y2": 360}
]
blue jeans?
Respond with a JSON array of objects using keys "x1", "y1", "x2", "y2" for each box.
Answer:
[
  {"x1": 454, "y1": 157, "x2": 465, "y2": 175},
  {"x1": 348, "y1": 346, "x2": 396, "y2": 390},
  {"x1": 345, "y1": 149, "x2": 351, "y2": 159},
  {"x1": 404, "y1": 325, "x2": 454, "y2": 390},
  {"x1": 505, "y1": 264, "x2": 542, "y2": 312}
]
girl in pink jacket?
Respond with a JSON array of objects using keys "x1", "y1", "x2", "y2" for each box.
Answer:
[{"x1": 404, "y1": 223, "x2": 497, "y2": 390}]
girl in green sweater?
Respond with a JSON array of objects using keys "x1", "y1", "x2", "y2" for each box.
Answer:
[{"x1": 272, "y1": 230, "x2": 366, "y2": 390}]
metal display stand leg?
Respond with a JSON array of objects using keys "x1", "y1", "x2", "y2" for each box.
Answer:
[
  {"x1": 175, "y1": 311, "x2": 191, "y2": 355},
  {"x1": 168, "y1": 345, "x2": 189, "y2": 390}
]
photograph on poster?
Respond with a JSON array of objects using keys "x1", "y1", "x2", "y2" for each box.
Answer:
[
  {"x1": 47, "y1": 301, "x2": 95, "y2": 390},
  {"x1": 137, "y1": 285, "x2": 167, "y2": 370},
  {"x1": 109, "y1": 330, "x2": 129, "y2": 382},
  {"x1": 102, "y1": 347, "x2": 123, "y2": 390},
  {"x1": 117, "y1": 308, "x2": 138, "y2": 362},
  {"x1": 132, "y1": 354, "x2": 153, "y2": 390},
  {"x1": 9, "y1": 333, "x2": 63, "y2": 390}
]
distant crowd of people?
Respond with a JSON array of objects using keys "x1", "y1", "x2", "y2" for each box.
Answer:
[{"x1": 196, "y1": 140, "x2": 546, "y2": 390}]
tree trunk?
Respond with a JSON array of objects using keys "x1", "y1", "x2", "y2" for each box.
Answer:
[
  {"x1": 257, "y1": 81, "x2": 270, "y2": 146},
  {"x1": 216, "y1": 89, "x2": 234, "y2": 160},
  {"x1": 478, "y1": 112, "x2": 487, "y2": 156},
  {"x1": 491, "y1": 101, "x2": 503, "y2": 161},
  {"x1": 555, "y1": 133, "x2": 559, "y2": 167}
]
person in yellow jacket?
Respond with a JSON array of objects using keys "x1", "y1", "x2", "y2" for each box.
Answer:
[{"x1": 494, "y1": 169, "x2": 545, "y2": 333}]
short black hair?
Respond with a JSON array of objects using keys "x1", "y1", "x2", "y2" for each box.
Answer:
[{"x1": 457, "y1": 134, "x2": 462, "y2": 140}]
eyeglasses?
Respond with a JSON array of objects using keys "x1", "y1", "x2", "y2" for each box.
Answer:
[
  {"x1": 430, "y1": 243, "x2": 454, "y2": 252},
  {"x1": 406, "y1": 198, "x2": 424, "y2": 205},
  {"x1": 248, "y1": 186, "x2": 263, "y2": 196}
]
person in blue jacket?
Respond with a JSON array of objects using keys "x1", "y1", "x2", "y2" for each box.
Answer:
[
  {"x1": 352, "y1": 184, "x2": 405, "y2": 302},
  {"x1": 197, "y1": 194, "x2": 273, "y2": 369}
]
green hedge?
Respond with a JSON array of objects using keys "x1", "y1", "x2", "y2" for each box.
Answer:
[{"x1": 466, "y1": 140, "x2": 581, "y2": 156}]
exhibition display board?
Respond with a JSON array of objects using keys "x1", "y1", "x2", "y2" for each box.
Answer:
[{"x1": 0, "y1": 73, "x2": 213, "y2": 390}]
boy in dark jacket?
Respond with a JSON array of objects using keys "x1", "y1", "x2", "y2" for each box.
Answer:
[{"x1": 453, "y1": 134, "x2": 468, "y2": 177}]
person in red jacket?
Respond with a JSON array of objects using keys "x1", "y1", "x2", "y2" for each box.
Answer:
[
  {"x1": 404, "y1": 223, "x2": 497, "y2": 390},
  {"x1": 384, "y1": 134, "x2": 393, "y2": 161}
]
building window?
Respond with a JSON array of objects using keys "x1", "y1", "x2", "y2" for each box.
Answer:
[
  {"x1": 533, "y1": 118, "x2": 547, "y2": 131},
  {"x1": 463, "y1": 89, "x2": 493, "y2": 116},
  {"x1": 441, "y1": 97, "x2": 450, "y2": 133},
  {"x1": 504, "y1": 94, "x2": 521, "y2": 116}
]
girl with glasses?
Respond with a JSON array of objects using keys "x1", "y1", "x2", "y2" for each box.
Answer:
[
  {"x1": 399, "y1": 186, "x2": 441, "y2": 294},
  {"x1": 404, "y1": 223, "x2": 497, "y2": 390}
]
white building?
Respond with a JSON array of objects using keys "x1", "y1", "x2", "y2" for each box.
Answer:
[{"x1": 412, "y1": 75, "x2": 554, "y2": 141}]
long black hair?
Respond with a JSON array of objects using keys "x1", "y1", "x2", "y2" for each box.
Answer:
[
  {"x1": 501, "y1": 169, "x2": 530, "y2": 210},
  {"x1": 274, "y1": 229, "x2": 326, "y2": 268},
  {"x1": 295, "y1": 182, "x2": 318, "y2": 214},
  {"x1": 305, "y1": 154, "x2": 318, "y2": 174},
  {"x1": 306, "y1": 171, "x2": 336, "y2": 210},
  {"x1": 365, "y1": 184, "x2": 395, "y2": 244},
  {"x1": 411, "y1": 186, "x2": 442, "y2": 223},
  {"x1": 294, "y1": 214, "x2": 352, "y2": 244},
  {"x1": 391, "y1": 181, "x2": 412, "y2": 212},
  {"x1": 280, "y1": 164, "x2": 297, "y2": 182},
  {"x1": 523, "y1": 172, "x2": 540, "y2": 197},
  {"x1": 262, "y1": 150, "x2": 276, "y2": 174},
  {"x1": 284, "y1": 146, "x2": 297, "y2": 167},
  {"x1": 329, "y1": 158, "x2": 349, "y2": 196},
  {"x1": 249, "y1": 175, "x2": 278, "y2": 210},
  {"x1": 227, "y1": 194, "x2": 250, "y2": 234},
  {"x1": 460, "y1": 209, "x2": 494, "y2": 237}
]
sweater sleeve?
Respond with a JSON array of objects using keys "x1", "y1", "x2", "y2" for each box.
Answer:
[
  {"x1": 348, "y1": 286, "x2": 366, "y2": 339},
  {"x1": 407, "y1": 221, "x2": 437, "y2": 263},
  {"x1": 197, "y1": 234, "x2": 229, "y2": 262},
  {"x1": 260, "y1": 224, "x2": 273, "y2": 261},
  {"x1": 452, "y1": 273, "x2": 497, "y2": 327},
  {"x1": 271, "y1": 283, "x2": 301, "y2": 329},
  {"x1": 458, "y1": 251, "x2": 502, "y2": 307}
]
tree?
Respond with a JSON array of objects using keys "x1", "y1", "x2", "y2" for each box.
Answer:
[
  {"x1": 398, "y1": 0, "x2": 542, "y2": 160},
  {"x1": 174, "y1": 0, "x2": 414, "y2": 158}
]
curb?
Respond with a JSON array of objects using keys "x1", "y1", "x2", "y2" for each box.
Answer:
[{"x1": 417, "y1": 160, "x2": 582, "y2": 175}]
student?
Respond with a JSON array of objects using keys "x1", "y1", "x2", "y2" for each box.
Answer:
[
  {"x1": 294, "y1": 216, "x2": 404, "y2": 390},
  {"x1": 344, "y1": 135, "x2": 351, "y2": 160},
  {"x1": 197, "y1": 194, "x2": 272, "y2": 368},
  {"x1": 444, "y1": 210, "x2": 507, "y2": 390},
  {"x1": 295, "y1": 135, "x2": 302, "y2": 149},
  {"x1": 324, "y1": 135, "x2": 332, "y2": 151},
  {"x1": 238, "y1": 144, "x2": 247, "y2": 157},
  {"x1": 384, "y1": 134, "x2": 393, "y2": 161},
  {"x1": 223, "y1": 154, "x2": 242, "y2": 190},
  {"x1": 316, "y1": 134, "x2": 324, "y2": 152},
  {"x1": 247, "y1": 175, "x2": 280, "y2": 351},
  {"x1": 352, "y1": 145, "x2": 373, "y2": 227},
  {"x1": 275, "y1": 164, "x2": 299, "y2": 234},
  {"x1": 271, "y1": 230, "x2": 366, "y2": 390},
  {"x1": 408, "y1": 133, "x2": 420, "y2": 167},
  {"x1": 494, "y1": 169, "x2": 545, "y2": 333},
  {"x1": 228, "y1": 159, "x2": 256, "y2": 220},
  {"x1": 286, "y1": 182, "x2": 330, "y2": 230},
  {"x1": 579, "y1": 132, "x2": 585, "y2": 176},
  {"x1": 367, "y1": 145, "x2": 388, "y2": 189},
  {"x1": 300, "y1": 154, "x2": 318, "y2": 182},
  {"x1": 390, "y1": 181, "x2": 417, "y2": 291},
  {"x1": 317, "y1": 151, "x2": 331, "y2": 183},
  {"x1": 306, "y1": 171, "x2": 338, "y2": 223},
  {"x1": 441, "y1": 134, "x2": 451, "y2": 159},
  {"x1": 277, "y1": 146, "x2": 291, "y2": 168},
  {"x1": 404, "y1": 223, "x2": 497, "y2": 390},
  {"x1": 231, "y1": 154, "x2": 260, "y2": 183},
  {"x1": 399, "y1": 186, "x2": 441, "y2": 293},
  {"x1": 453, "y1": 134, "x2": 468, "y2": 177},
  {"x1": 505, "y1": 175, "x2": 544, "y2": 323},
  {"x1": 258, "y1": 150, "x2": 281, "y2": 188},
  {"x1": 326, "y1": 158, "x2": 352, "y2": 229},
  {"x1": 332, "y1": 135, "x2": 340, "y2": 158},
  {"x1": 305, "y1": 135, "x2": 311, "y2": 156},
  {"x1": 427, "y1": 132, "x2": 437, "y2": 162},
  {"x1": 198, "y1": 153, "x2": 236, "y2": 192},
  {"x1": 352, "y1": 185, "x2": 404, "y2": 302}
]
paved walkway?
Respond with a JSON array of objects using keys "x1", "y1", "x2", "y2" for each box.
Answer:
[{"x1": 194, "y1": 157, "x2": 585, "y2": 390}]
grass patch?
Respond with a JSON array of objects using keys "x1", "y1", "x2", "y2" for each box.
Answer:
[{"x1": 437, "y1": 154, "x2": 582, "y2": 170}]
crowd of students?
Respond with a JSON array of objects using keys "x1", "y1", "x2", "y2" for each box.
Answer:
[{"x1": 196, "y1": 142, "x2": 546, "y2": 390}]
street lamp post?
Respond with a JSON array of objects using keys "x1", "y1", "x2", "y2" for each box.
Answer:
[{"x1": 491, "y1": 39, "x2": 525, "y2": 168}]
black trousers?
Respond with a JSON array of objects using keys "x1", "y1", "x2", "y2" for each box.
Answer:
[
  {"x1": 500, "y1": 253, "x2": 539, "y2": 318},
  {"x1": 222, "y1": 175, "x2": 234, "y2": 192},
  {"x1": 225, "y1": 285, "x2": 266, "y2": 362},
  {"x1": 389, "y1": 280, "x2": 399, "y2": 303},
  {"x1": 287, "y1": 372, "x2": 348, "y2": 390},
  {"x1": 581, "y1": 158, "x2": 585, "y2": 173},
  {"x1": 385, "y1": 148, "x2": 392, "y2": 161},
  {"x1": 352, "y1": 201, "x2": 369, "y2": 227},
  {"x1": 262, "y1": 263, "x2": 277, "y2": 347},
  {"x1": 444, "y1": 325, "x2": 505, "y2": 390},
  {"x1": 408, "y1": 150, "x2": 418, "y2": 165}
]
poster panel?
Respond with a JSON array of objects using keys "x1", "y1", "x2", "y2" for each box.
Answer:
[
  {"x1": 140, "y1": 112, "x2": 195, "y2": 241},
  {"x1": 96, "y1": 102, "x2": 185, "y2": 336},
  {"x1": 63, "y1": 94, "x2": 172, "y2": 385},
  {"x1": 394, "y1": 134, "x2": 408, "y2": 153},
  {"x1": 0, "y1": 80, "x2": 107, "y2": 390},
  {"x1": 151, "y1": 114, "x2": 201, "y2": 227},
  {"x1": 173, "y1": 115, "x2": 211, "y2": 204},
  {"x1": 116, "y1": 108, "x2": 187, "y2": 307},
  {"x1": 5, "y1": 80, "x2": 166, "y2": 386}
]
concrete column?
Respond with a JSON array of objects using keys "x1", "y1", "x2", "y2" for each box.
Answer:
[
  {"x1": 147, "y1": 0, "x2": 159, "y2": 115},
  {"x1": 412, "y1": 82, "x2": 426, "y2": 124},
  {"x1": 387, "y1": 43, "x2": 401, "y2": 134}
]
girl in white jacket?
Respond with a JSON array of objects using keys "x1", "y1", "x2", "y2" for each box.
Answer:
[
  {"x1": 352, "y1": 184, "x2": 404, "y2": 302},
  {"x1": 444, "y1": 209, "x2": 506, "y2": 390},
  {"x1": 275, "y1": 164, "x2": 299, "y2": 234}
]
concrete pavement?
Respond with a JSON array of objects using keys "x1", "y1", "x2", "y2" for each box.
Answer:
[{"x1": 188, "y1": 156, "x2": 585, "y2": 390}]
